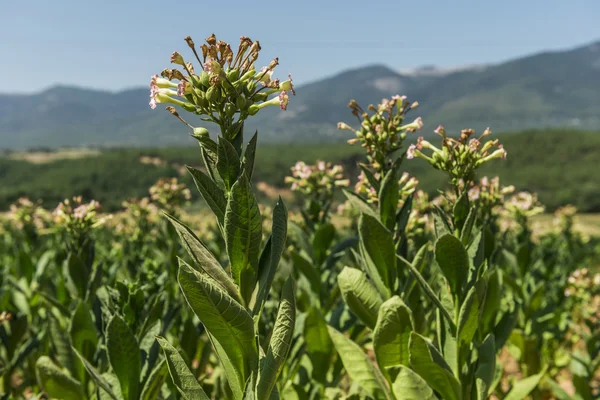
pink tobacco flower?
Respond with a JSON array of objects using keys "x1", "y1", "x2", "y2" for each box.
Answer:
[
  {"x1": 407, "y1": 144, "x2": 416, "y2": 159},
  {"x1": 279, "y1": 90, "x2": 289, "y2": 110}
]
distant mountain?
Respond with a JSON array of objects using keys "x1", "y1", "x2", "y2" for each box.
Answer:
[{"x1": 1, "y1": 40, "x2": 599, "y2": 149}]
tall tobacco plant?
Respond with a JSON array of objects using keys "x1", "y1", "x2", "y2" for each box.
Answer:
[
  {"x1": 331, "y1": 99, "x2": 544, "y2": 399},
  {"x1": 149, "y1": 34, "x2": 297, "y2": 399}
]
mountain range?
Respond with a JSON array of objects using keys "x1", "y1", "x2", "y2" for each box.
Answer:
[{"x1": 1, "y1": 40, "x2": 599, "y2": 149}]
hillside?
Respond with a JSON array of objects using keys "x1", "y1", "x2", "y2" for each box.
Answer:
[
  {"x1": 1, "y1": 129, "x2": 598, "y2": 213},
  {"x1": 1, "y1": 40, "x2": 599, "y2": 149}
]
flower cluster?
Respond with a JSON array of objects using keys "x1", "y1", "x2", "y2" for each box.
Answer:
[
  {"x1": 503, "y1": 191, "x2": 545, "y2": 219},
  {"x1": 407, "y1": 126, "x2": 507, "y2": 185},
  {"x1": 8, "y1": 197, "x2": 48, "y2": 231},
  {"x1": 564, "y1": 268, "x2": 600, "y2": 325},
  {"x1": 468, "y1": 176, "x2": 515, "y2": 224},
  {"x1": 355, "y1": 170, "x2": 418, "y2": 206},
  {"x1": 150, "y1": 34, "x2": 294, "y2": 138},
  {"x1": 553, "y1": 204, "x2": 578, "y2": 233},
  {"x1": 52, "y1": 197, "x2": 110, "y2": 239},
  {"x1": 285, "y1": 161, "x2": 350, "y2": 199},
  {"x1": 148, "y1": 178, "x2": 192, "y2": 214},
  {"x1": 338, "y1": 96, "x2": 421, "y2": 173},
  {"x1": 122, "y1": 197, "x2": 159, "y2": 221}
]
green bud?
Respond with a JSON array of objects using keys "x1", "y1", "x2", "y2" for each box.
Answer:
[
  {"x1": 253, "y1": 92, "x2": 268, "y2": 101},
  {"x1": 199, "y1": 72, "x2": 210, "y2": 88},
  {"x1": 246, "y1": 80, "x2": 258, "y2": 94},
  {"x1": 206, "y1": 86, "x2": 221, "y2": 103},
  {"x1": 226, "y1": 68, "x2": 240, "y2": 81},
  {"x1": 236, "y1": 96, "x2": 247, "y2": 110},
  {"x1": 182, "y1": 103, "x2": 196, "y2": 113},
  {"x1": 193, "y1": 127, "x2": 209, "y2": 137},
  {"x1": 248, "y1": 104, "x2": 260, "y2": 115}
]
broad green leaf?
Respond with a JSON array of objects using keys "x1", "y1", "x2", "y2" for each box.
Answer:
[
  {"x1": 224, "y1": 173, "x2": 262, "y2": 302},
  {"x1": 398, "y1": 255, "x2": 456, "y2": 332},
  {"x1": 453, "y1": 190, "x2": 470, "y2": 232},
  {"x1": 156, "y1": 337, "x2": 209, "y2": 400},
  {"x1": 338, "y1": 266, "x2": 384, "y2": 329},
  {"x1": 432, "y1": 207, "x2": 452, "y2": 237},
  {"x1": 36, "y1": 356, "x2": 83, "y2": 400},
  {"x1": 304, "y1": 307, "x2": 333, "y2": 384},
  {"x1": 178, "y1": 261, "x2": 257, "y2": 390},
  {"x1": 390, "y1": 365, "x2": 436, "y2": 400},
  {"x1": 328, "y1": 326, "x2": 392, "y2": 400},
  {"x1": 210, "y1": 334, "x2": 245, "y2": 399},
  {"x1": 373, "y1": 296, "x2": 413, "y2": 382},
  {"x1": 312, "y1": 223, "x2": 335, "y2": 264},
  {"x1": 253, "y1": 198, "x2": 288, "y2": 316},
  {"x1": 457, "y1": 286, "x2": 480, "y2": 366},
  {"x1": 243, "y1": 131, "x2": 258, "y2": 180},
  {"x1": 217, "y1": 137, "x2": 242, "y2": 191},
  {"x1": 49, "y1": 316, "x2": 76, "y2": 378},
  {"x1": 165, "y1": 213, "x2": 240, "y2": 302},
  {"x1": 191, "y1": 130, "x2": 218, "y2": 156},
  {"x1": 435, "y1": 234, "x2": 469, "y2": 297},
  {"x1": 504, "y1": 369, "x2": 547, "y2": 400},
  {"x1": 257, "y1": 278, "x2": 296, "y2": 399},
  {"x1": 359, "y1": 213, "x2": 396, "y2": 296},
  {"x1": 379, "y1": 168, "x2": 399, "y2": 230},
  {"x1": 409, "y1": 332, "x2": 461, "y2": 400},
  {"x1": 106, "y1": 314, "x2": 141, "y2": 400},
  {"x1": 73, "y1": 348, "x2": 119, "y2": 400},
  {"x1": 64, "y1": 253, "x2": 89, "y2": 298},
  {"x1": 290, "y1": 251, "x2": 321, "y2": 298},
  {"x1": 140, "y1": 359, "x2": 168, "y2": 400},
  {"x1": 343, "y1": 190, "x2": 378, "y2": 218},
  {"x1": 475, "y1": 334, "x2": 496, "y2": 400},
  {"x1": 187, "y1": 165, "x2": 227, "y2": 225}
]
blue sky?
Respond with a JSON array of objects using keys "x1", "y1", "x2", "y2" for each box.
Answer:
[{"x1": 2, "y1": 0, "x2": 599, "y2": 93}]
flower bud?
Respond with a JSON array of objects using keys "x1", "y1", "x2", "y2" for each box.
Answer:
[
  {"x1": 227, "y1": 68, "x2": 240, "y2": 81},
  {"x1": 236, "y1": 96, "x2": 247, "y2": 110},
  {"x1": 193, "y1": 127, "x2": 209, "y2": 137},
  {"x1": 170, "y1": 52, "x2": 185, "y2": 66},
  {"x1": 199, "y1": 72, "x2": 210, "y2": 88},
  {"x1": 206, "y1": 86, "x2": 221, "y2": 102}
]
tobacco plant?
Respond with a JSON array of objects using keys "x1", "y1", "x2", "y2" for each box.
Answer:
[{"x1": 149, "y1": 33, "x2": 297, "y2": 399}]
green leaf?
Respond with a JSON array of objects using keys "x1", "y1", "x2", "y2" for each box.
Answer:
[
  {"x1": 73, "y1": 348, "x2": 119, "y2": 400},
  {"x1": 64, "y1": 253, "x2": 89, "y2": 298},
  {"x1": 373, "y1": 296, "x2": 414, "y2": 382},
  {"x1": 69, "y1": 301, "x2": 97, "y2": 382},
  {"x1": 49, "y1": 316, "x2": 76, "y2": 378},
  {"x1": 187, "y1": 165, "x2": 227, "y2": 226},
  {"x1": 359, "y1": 164, "x2": 381, "y2": 192},
  {"x1": 359, "y1": 213, "x2": 396, "y2": 296},
  {"x1": 504, "y1": 369, "x2": 547, "y2": 400},
  {"x1": 243, "y1": 131, "x2": 258, "y2": 180},
  {"x1": 435, "y1": 234, "x2": 469, "y2": 297},
  {"x1": 225, "y1": 173, "x2": 262, "y2": 303},
  {"x1": 457, "y1": 286, "x2": 480, "y2": 366},
  {"x1": 398, "y1": 255, "x2": 456, "y2": 332},
  {"x1": 453, "y1": 190, "x2": 470, "y2": 232},
  {"x1": 36, "y1": 356, "x2": 83, "y2": 400},
  {"x1": 396, "y1": 193, "x2": 413, "y2": 234},
  {"x1": 304, "y1": 307, "x2": 333, "y2": 384},
  {"x1": 338, "y1": 266, "x2": 384, "y2": 329},
  {"x1": 257, "y1": 278, "x2": 296, "y2": 399},
  {"x1": 217, "y1": 137, "x2": 242, "y2": 191},
  {"x1": 312, "y1": 223, "x2": 336, "y2": 264},
  {"x1": 390, "y1": 365, "x2": 436, "y2": 400},
  {"x1": 475, "y1": 334, "x2": 496, "y2": 400},
  {"x1": 378, "y1": 168, "x2": 399, "y2": 231},
  {"x1": 165, "y1": 213, "x2": 240, "y2": 302},
  {"x1": 106, "y1": 314, "x2": 141, "y2": 400},
  {"x1": 343, "y1": 190, "x2": 377, "y2": 218},
  {"x1": 409, "y1": 332, "x2": 461, "y2": 400},
  {"x1": 328, "y1": 326, "x2": 392, "y2": 400},
  {"x1": 290, "y1": 250, "x2": 321, "y2": 298},
  {"x1": 178, "y1": 261, "x2": 257, "y2": 391},
  {"x1": 156, "y1": 337, "x2": 209, "y2": 400},
  {"x1": 252, "y1": 197, "x2": 288, "y2": 316},
  {"x1": 460, "y1": 207, "x2": 477, "y2": 245},
  {"x1": 140, "y1": 359, "x2": 168, "y2": 400}
]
